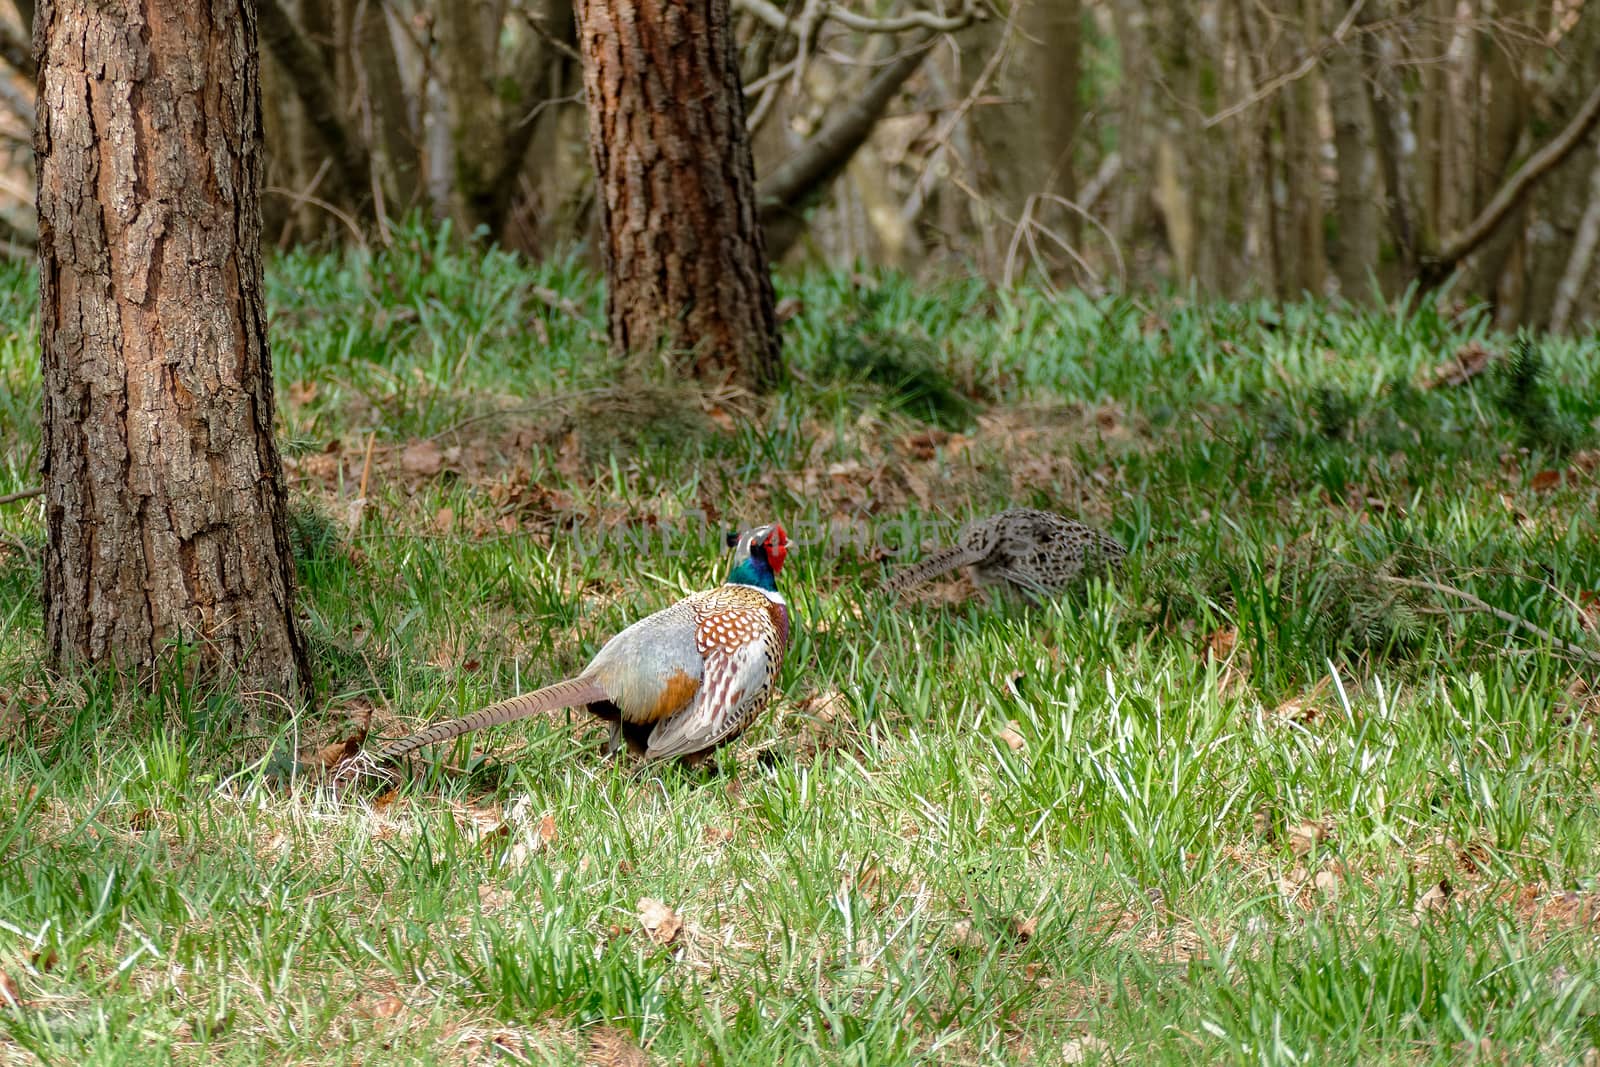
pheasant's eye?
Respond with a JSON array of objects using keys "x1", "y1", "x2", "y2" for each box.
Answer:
[{"x1": 725, "y1": 530, "x2": 740, "y2": 548}]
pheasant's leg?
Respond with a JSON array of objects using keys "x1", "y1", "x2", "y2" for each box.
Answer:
[
  {"x1": 601, "y1": 720, "x2": 624, "y2": 757},
  {"x1": 677, "y1": 750, "x2": 722, "y2": 777}
]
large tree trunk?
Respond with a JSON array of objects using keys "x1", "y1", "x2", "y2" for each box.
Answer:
[
  {"x1": 575, "y1": 0, "x2": 780, "y2": 387},
  {"x1": 35, "y1": 0, "x2": 312, "y2": 705}
]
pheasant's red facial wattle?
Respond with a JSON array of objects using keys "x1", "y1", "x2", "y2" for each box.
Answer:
[{"x1": 763, "y1": 523, "x2": 788, "y2": 573}]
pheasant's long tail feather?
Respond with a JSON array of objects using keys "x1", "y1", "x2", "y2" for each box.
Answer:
[
  {"x1": 380, "y1": 677, "x2": 608, "y2": 762},
  {"x1": 882, "y1": 545, "x2": 983, "y2": 596}
]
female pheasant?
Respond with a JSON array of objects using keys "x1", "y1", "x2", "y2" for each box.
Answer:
[
  {"x1": 883, "y1": 508, "x2": 1124, "y2": 602},
  {"x1": 380, "y1": 523, "x2": 791, "y2": 767}
]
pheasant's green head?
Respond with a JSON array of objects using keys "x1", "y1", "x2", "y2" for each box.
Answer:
[{"x1": 725, "y1": 522, "x2": 788, "y2": 590}]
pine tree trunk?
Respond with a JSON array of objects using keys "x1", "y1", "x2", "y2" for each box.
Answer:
[
  {"x1": 574, "y1": 0, "x2": 780, "y2": 387},
  {"x1": 35, "y1": 0, "x2": 312, "y2": 705}
]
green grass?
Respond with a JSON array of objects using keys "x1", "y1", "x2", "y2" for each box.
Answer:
[{"x1": 3, "y1": 221, "x2": 1600, "y2": 1064}]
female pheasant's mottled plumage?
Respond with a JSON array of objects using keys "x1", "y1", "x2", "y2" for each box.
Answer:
[
  {"x1": 382, "y1": 523, "x2": 791, "y2": 767},
  {"x1": 884, "y1": 508, "x2": 1125, "y2": 602}
]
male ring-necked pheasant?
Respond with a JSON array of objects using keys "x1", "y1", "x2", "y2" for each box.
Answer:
[
  {"x1": 381, "y1": 523, "x2": 791, "y2": 767},
  {"x1": 883, "y1": 508, "x2": 1124, "y2": 602}
]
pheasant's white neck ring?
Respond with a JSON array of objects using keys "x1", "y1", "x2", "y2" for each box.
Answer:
[{"x1": 726, "y1": 521, "x2": 788, "y2": 592}]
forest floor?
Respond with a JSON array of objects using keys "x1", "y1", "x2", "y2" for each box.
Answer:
[{"x1": 3, "y1": 225, "x2": 1600, "y2": 1065}]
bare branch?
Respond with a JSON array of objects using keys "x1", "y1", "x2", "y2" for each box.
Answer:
[
  {"x1": 487, "y1": 5, "x2": 578, "y2": 234},
  {"x1": 758, "y1": 32, "x2": 935, "y2": 257},
  {"x1": 1378, "y1": 575, "x2": 1600, "y2": 668},
  {"x1": 734, "y1": 0, "x2": 983, "y2": 35},
  {"x1": 1201, "y1": 0, "x2": 1367, "y2": 129},
  {"x1": 0, "y1": 486, "x2": 44, "y2": 506},
  {"x1": 257, "y1": 0, "x2": 373, "y2": 212},
  {"x1": 263, "y1": 186, "x2": 369, "y2": 249},
  {"x1": 1422, "y1": 77, "x2": 1600, "y2": 285}
]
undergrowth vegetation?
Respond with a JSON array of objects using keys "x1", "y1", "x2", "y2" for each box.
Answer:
[{"x1": 2, "y1": 223, "x2": 1600, "y2": 1065}]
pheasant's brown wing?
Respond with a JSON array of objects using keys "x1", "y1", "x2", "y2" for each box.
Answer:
[{"x1": 644, "y1": 598, "x2": 785, "y2": 761}]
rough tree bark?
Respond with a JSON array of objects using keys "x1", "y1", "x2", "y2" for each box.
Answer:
[
  {"x1": 575, "y1": 0, "x2": 780, "y2": 387},
  {"x1": 35, "y1": 0, "x2": 313, "y2": 704}
]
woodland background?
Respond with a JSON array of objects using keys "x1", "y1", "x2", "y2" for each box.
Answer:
[
  {"x1": 2, "y1": 0, "x2": 1599, "y2": 330},
  {"x1": 4, "y1": 3, "x2": 1600, "y2": 1062}
]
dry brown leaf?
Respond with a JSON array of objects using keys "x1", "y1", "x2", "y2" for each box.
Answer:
[
  {"x1": 1415, "y1": 878, "x2": 1454, "y2": 917},
  {"x1": 1252, "y1": 809, "x2": 1276, "y2": 841},
  {"x1": 1061, "y1": 1035, "x2": 1110, "y2": 1064},
  {"x1": 1271, "y1": 696, "x2": 1320, "y2": 725},
  {"x1": 1008, "y1": 914, "x2": 1039, "y2": 941},
  {"x1": 947, "y1": 919, "x2": 988, "y2": 953},
  {"x1": 1455, "y1": 838, "x2": 1492, "y2": 875},
  {"x1": 998, "y1": 721, "x2": 1027, "y2": 752},
  {"x1": 306, "y1": 735, "x2": 363, "y2": 772},
  {"x1": 588, "y1": 1025, "x2": 650, "y2": 1067},
  {"x1": 556, "y1": 430, "x2": 584, "y2": 478},
  {"x1": 1578, "y1": 592, "x2": 1600, "y2": 634},
  {"x1": 1270, "y1": 678, "x2": 1329, "y2": 725},
  {"x1": 129, "y1": 808, "x2": 157, "y2": 833},
  {"x1": 637, "y1": 898, "x2": 682, "y2": 945},
  {"x1": 433, "y1": 506, "x2": 454, "y2": 533},
  {"x1": 774, "y1": 296, "x2": 804, "y2": 325},
  {"x1": 361, "y1": 995, "x2": 405, "y2": 1019},
  {"x1": 0, "y1": 970, "x2": 21, "y2": 1009},
  {"x1": 1288, "y1": 821, "x2": 1328, "y2": 858},
  {"x1": 1420, "y1": 340, "x2": 1495, "y2": 389},
  {"x1": 703, "y1": 826, "x2": 734, "y2": 845},
  {"x1": 1206, "y1": 627, "x2": 1239, "y2": 660},
  {"x1": 1313, "y1": 869, "x2": 1341, "y2": 900},
  {"x1": 1530, "y1": 469, "x2": 1563, "y2": 492},
  {"x1": 401, "y1": 439, "x2": 444, "y2": 476},
  {"x1": 802, "y1": 690, "x2": 848, "y2": 722},
  {"x1": 461, "y1": 805, "x2": 508, "y2": 845},
  {"x1": 1206, "y1": 627, "x2": 1252, "y2": 698},
  {"x1": 503, "y1": 803, "x2": 558, "y2": 870},
  {"x1": 900, "y1": 427, "x2": 950, "y2": 461},
  {"x1": 478, "y1": 885, "x2": 515, "y2": 909}
]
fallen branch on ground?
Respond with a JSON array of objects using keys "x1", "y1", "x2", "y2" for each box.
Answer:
[{"x1": 1378, "y1": 574, "x2": 1600, "y2": 668}]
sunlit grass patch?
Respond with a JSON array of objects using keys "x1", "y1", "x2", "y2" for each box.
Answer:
[{"x1": 3, "y1": 226, "x2": 1599, "y2": 1063}]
